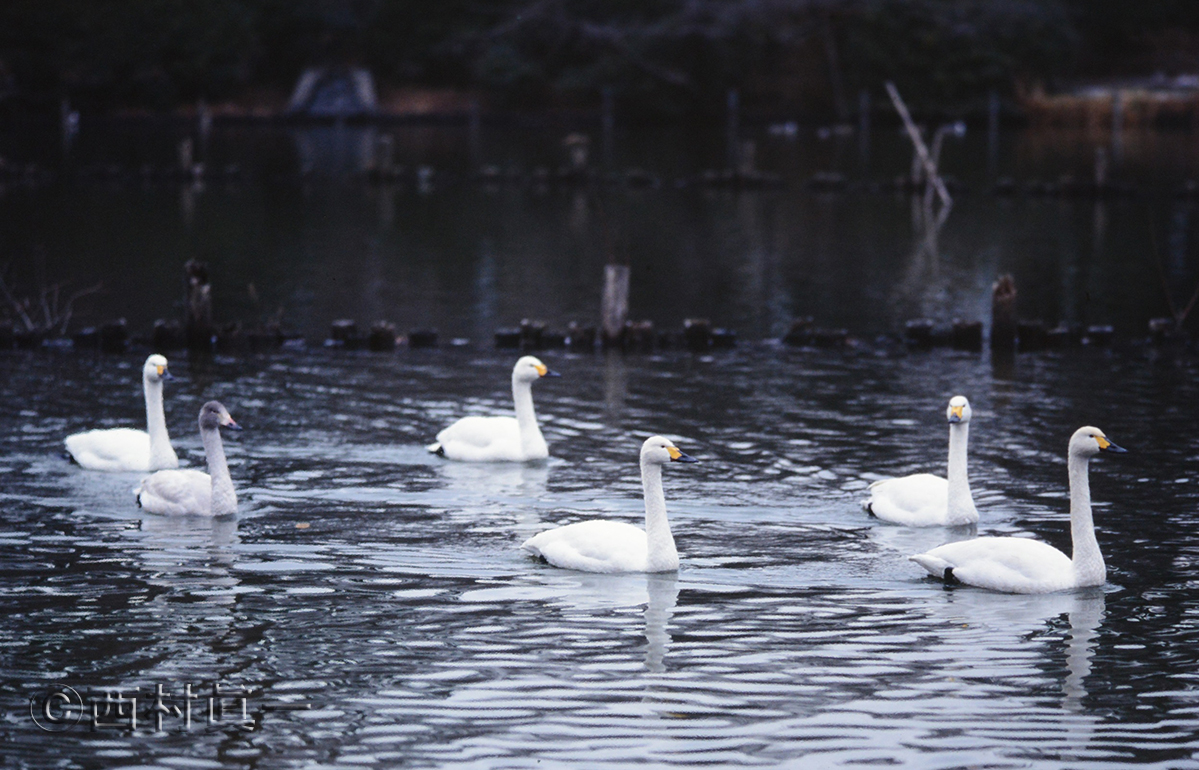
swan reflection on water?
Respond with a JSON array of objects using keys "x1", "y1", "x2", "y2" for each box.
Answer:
[
  {"x1": 929, "y1": 585, "x2": 1107, "y2": 717},
  {"x1": 643, "y1": 573, "x2": 681, "y2": 672},
  {"x1": 434, "y1": 456, "x2": 550, "y2": 500},
  {"x1": 124, "y1": 510, "x2": 246, "y2": 680},
  {"x1": 134, "y1": 511, "x2": 242, "y2": 603},
  {"x1": 459, "y1": 571, "x2": 681, "y2": 672},
  {"x1": 1062, "y1": 590, "x2": 1104, "y2": 714}
]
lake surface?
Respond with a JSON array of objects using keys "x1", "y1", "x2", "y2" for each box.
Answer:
[
  {"x1": 2, "y1": 121, "x2": 1199, "y2": 342},
  {"x1": 3, "y1": 342, "x2": 1199, "y2": 769},
  {"x1": 2, "y1": 123, "x2": 1199, "y2": 768}
]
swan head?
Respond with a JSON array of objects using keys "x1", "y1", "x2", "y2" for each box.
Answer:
[
  {"x1": 513, "y1": 355, "x2": 560, "y2": 383},
  {"x1": 199, "y1": 401, "x2": 242, "y2": 433},
  {"x1": 143, "y1": 354, "x2": 174, "y2": 383},
  {"x1": 641, "y1": 435, "x2": 698, "y2": 465},
  {"x1": 1070, "y1": 426, "x2": 1126, "y2": 458},
  {"x1": 946, "y1": 395, "x2": 971, "y2": 424}
]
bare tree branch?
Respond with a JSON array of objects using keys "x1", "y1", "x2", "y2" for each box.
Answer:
[{"x1": 57, "y1": 282, "x2": 104, "y2": 335}]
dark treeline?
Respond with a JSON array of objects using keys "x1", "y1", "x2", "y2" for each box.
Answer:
[{"x1": 1, "y1": 0, "x2": 1198, "y2": 120}]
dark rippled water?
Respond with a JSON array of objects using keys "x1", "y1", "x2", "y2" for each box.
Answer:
[{"x1": 3, "y1": 343, "x2": 1199, "y2": 768}]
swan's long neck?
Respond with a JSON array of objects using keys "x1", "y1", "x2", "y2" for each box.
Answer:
[
  {"x1": 143, "y1": 375, "x2": 176, "y2": 468},
  {"x1": 512, "y1": 375, "x2": 546, "y2": 457},
  {"x1": 945, "y1": 421, "x2": 976, "y2": 524},
  {"x1": 641, "y1": 460, "x2": 679, "y2": 572},
  {"x1": 201, "y1": 427, "x2": 237, "y2": 516},
  {"x1": 1068, "y1": 451, "x2": 1105, "y2": 587}
]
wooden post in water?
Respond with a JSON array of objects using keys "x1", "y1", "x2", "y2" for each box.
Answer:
[
  {"x1": 60, "y1": 98, "x2": 78, "y2": 159},
  {"x1": 726, "y1": 89, "x2": 740, "y2": 170},
  {"x1": 178, "y1": 137, "x2": 194, "y2": 175},
  {"x1": 601, "y1": 264, "x2": 630, "y2": 348},
  {"x1": 601, "y1": 87, "x2": 615, "y2": 169},
  {"x1": 468, "y1": 99, "x2": 481, "y2": 167},
  {"x1": 987, "y1": 90, "x2": 1000, "y2": 178},
  {"x1": 1111, "y1": 89, "x2": 1124, "y2": 164},
  {"x1": 1094, "y1": 146, "x2": 1108, "y2": 188},
  {"x1": 197, "y1": 99, "x2": 212, "y2": 166},
  {"x1": 991, "y1": 274, "x2": 1017, "y2": 352},
  {"x1": 185, "y1": 259, "x2": 214, "y2": 350},
  {"x1": 858, "y1": 90, "x2": 871, "y2": 168}
]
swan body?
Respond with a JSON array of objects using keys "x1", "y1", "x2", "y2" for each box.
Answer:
[
  {"x1": 911, "y1": 426, "x2": 1125, "y2": 593},
  {"x1": 65, "y1": 355, "x2": 179, "y2": 472},
  {"x1": 863, "y1": 395, "x2": 978, "y2": 526},
  {"x1": 428, "y1": 356, "x2": 558, "y2": 462},
  {"x1": 522, "y1": 436, "x2": 697, "y2": 573},
  {"x1": 136, "y1": 401, "x2": 241, "y2": 516}
]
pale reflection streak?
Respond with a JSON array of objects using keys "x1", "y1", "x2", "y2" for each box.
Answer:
[
  {"x1": 895, "y1": 194, "x2": 953, "y2": 320},
  {"x1": 604, "y1": 354, "x2": 628, "y2": 416},
  {"x1": 643, "y1": 573, "x2": 680, "y2": 673},
  {"x1": 1063, "y1": 590, "x2": 1104, "y2": 713}
]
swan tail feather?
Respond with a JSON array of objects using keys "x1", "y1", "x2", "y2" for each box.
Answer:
[{"x1": 910, "y1": 553, "x2": 955, "y2": 581}]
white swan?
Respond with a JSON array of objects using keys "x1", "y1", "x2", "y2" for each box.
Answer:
[
  {"x1": 862, "y1": 395, "x2": 979, "y2": 527},
  {"x1": 427, "y1": 355, "x2": 559, "y2": 462},
  {"x1": 135, "y1": 401, "x2": 242, "y2": 516},
  {"x1": 521, "y1": 436, "x2": 697, "y2": 573},
  {"x1": 64, "y1": 354, "x2": 179, "y2": 472},
  {"x1": 910, "y1": 426, "x2": 1126, "y2": 593}
]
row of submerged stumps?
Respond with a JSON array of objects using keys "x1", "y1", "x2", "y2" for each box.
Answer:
[
  {"x1": 3, "y1": 311, "x2": 1195, "y2": 357},
  {"x1": 2, "y1": 264, "x2": 1194, "y2": 354}
]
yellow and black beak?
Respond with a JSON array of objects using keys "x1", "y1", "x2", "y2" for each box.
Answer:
[
  {"x1": 534, "y1": 364, "x2": 561, "y2": 378},
  {"x1": 157, "y1": 365, "x2": 175, "y2": 381},
  {"x1": 221, "y1": 415, "x2": 243, "y2": 431},
  {"x1": 948, "y1": 405, "x2": 964, "y2": 423},
  {"x1": 1097, "y1": 435, "x2": 1126, "y2": 453},
  {"x1": 667, "y1": 446, "x2": 698, "y2": 463}
]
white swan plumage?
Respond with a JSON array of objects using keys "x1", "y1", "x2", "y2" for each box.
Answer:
[
  {"x1": 863, "y1": 395, "x2": 979, "y2": 527},
  {"x1": 428, "y1": 355, "x2": 558, "y2": 462},
  {"x1": 910, "y1": 426, "x2": 1125, "y2": 593},
  {"x1": 64, "y1": 354, "x2": 179, "y2": 472},
  {"x1": 135, "y1": 401, "x2": 241, "y2": 516},
  {"x1": 521, "y1": 436, "x2": 697, "y2": 573}
]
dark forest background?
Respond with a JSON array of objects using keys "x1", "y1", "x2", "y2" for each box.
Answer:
[{"x1": 1, "y1": 0, "x2": 1199, "y2": 119}]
